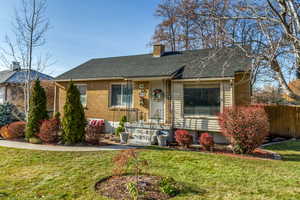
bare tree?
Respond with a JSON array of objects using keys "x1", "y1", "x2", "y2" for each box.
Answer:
[
  {"x1": 202, "y1": 0, "x2": 300, "y2": 100},
  {"x1": 151, "y1": 0, "x2": 180, "y2": 51},
  {"x1": 0, "y1": 0, "x2": 50, "y2": 116},
  {"x1": 176, "y1": 0, "x2": 199, "y2": 50},
  {"x1": 152, "y1": 0, "x2": 300, "y2": 101}
]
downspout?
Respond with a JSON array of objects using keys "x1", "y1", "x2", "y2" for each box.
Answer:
[
  {"x1": 53, "y1": 83, "x2": 57, "y2": 114},
  {"x1": 4, "y1": 84, "x2": 8, "y2": 102}
]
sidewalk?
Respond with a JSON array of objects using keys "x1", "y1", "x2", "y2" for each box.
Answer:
[{"x1": 0, "y1": 139, "x2": 135, "y2": 152}]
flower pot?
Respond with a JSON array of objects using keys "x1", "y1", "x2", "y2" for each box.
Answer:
[
  {"x1": 120, "y1": 132, "x2": 129, "y2": 144},
  {"x1": 150, "y1": 131, "x2": 159, "y2": 145},
  {"x1": 157, "y1": 135, "x2": 167, "y2": 146}
]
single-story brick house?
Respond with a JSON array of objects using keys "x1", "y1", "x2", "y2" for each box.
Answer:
[
  {"x1": 54, "y1": 45, "x2": 251, "y2": 144},
  {"x1": 0, "y1": 63, "x2": 54, "y2": 112}
]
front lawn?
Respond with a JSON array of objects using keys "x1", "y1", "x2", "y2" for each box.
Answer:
[{"x1": 0, "y1": 141, "x2": 300, "y2": 200}]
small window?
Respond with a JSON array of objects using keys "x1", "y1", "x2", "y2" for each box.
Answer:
[
  {"x1": 111, "y1": 83, "x2": 132, "y2": 107},
  {"x1": 76, "y1": 85, "x2": 87, "y2": 107},
  {"x1": 0, "y1": 87, "x2": 4, "y2": 104},
  {"x1": 184, "y1": 85, "x2": 220, "y2": 116}
]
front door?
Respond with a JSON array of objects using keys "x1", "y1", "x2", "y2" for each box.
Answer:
[{"x1": 149, "y1": 80, "x2": 165, "y2": 123}]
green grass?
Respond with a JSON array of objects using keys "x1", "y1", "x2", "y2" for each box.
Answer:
[{"x1": 0, "y1": 141, "x2": 300, "y2": 200}]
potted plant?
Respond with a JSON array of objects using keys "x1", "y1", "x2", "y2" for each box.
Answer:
[{"x1": 116, "y1": 116, "x2": 129, "y2": 144}]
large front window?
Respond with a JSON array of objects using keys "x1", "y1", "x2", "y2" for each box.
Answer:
[
  {"x1": 184, "y1": 85, "x2": 220, "y2": 116},
  {"x1": 111, "y1": 83, "x2": 132, "y2": 107}
]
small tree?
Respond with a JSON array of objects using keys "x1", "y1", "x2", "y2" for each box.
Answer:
[
  {"x1": 25, "y1": 79, "x2": 48, "y2": 139},
  {"x1": 62, "y1": 81, "x2": 86, "y2": 144},
  {"x1": 219, "y1": 106, "x2": 269, "y2": 154},
  {"x1": 113, "y1": 149, "x2": 149, "y2": 200}
]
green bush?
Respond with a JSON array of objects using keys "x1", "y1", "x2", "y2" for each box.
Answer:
[
  {"x1": 0, "y1": 103, "x2": 25, "y2": 127},
  {"x1": 25, "y1": 79, "x2": 48, "y2": 139},
  {"x1": 159, "y1": 177, "x2": 180, "y2": 197},
  {"x1": 115, "y1": 116, "x2": 127, "y2": 135},
  {"x1": 62, "y1": 81, "x2": 86, "y2": 144},
  {"x1": 126, "y1": 182, "x2": 138, "y2": 200}
]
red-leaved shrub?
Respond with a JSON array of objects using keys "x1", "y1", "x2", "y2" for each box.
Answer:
[
  {"x1": 175, "y1": 130, "x2": 193, "y2": 147},
  {"x1": 219, "y1": 106, "x2": 269, "y2": 154},
  {"x1": 200, "y1": 133, "x2": 214, "y2": 151},
  {"x1": 85, "y1": 124, "x2": 100, "y2": 145},
  {"x1": 0, "y1": 121, "x2": 26, "y2": 140},
  {"x1": 37, "y1": 118, "x2": 60, "y2": 143}
]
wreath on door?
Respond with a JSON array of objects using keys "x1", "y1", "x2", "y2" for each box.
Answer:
[{"x1": 152, "y1": 88, "x2": 163, "y2": 101}]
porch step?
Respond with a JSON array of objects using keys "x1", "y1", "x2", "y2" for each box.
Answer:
[
  {"x1": 125, "y1": 123, "x2": 172, "y2": 145},
  {"x1": 128, "y1": 129, "x2": 155, "y2": 145}
]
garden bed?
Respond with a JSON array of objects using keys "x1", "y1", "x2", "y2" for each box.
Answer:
[
  {"x1": 168, "y1": 144, "x2": 280, "y2": 160},
  {"x1": 95, "y1": 174, "x2": 179, "y2": 200}
]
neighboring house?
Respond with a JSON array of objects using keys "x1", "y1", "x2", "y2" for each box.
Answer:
[
  {"x1": 54, "y1": 45, "x2": 251, "y2": 143},
  {"x1": 0, "y1": 63, "x2": 54, "y2": 112}
]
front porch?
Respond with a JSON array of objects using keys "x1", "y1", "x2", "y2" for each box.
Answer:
[{"x1": 125, "y1": 121, "x2": 173, "y2": 145}]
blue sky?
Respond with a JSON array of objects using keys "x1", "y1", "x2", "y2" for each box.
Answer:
[{"x1": 0, "y1": 0, "x2": 160, "y2": 77}]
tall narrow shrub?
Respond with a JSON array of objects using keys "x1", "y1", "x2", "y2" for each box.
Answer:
[
  {"x1": 62, "y1": 81, "x2": 86, "y2": 144},
  {"x1": 25, "y1": 79, "x2": 48, "y2": 139}
]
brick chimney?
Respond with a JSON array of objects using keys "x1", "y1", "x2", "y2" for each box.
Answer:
[
  {"x1": 153, "y1": 44, "x2": 165, "y2": 57},
  {"x1": 11, "y1": 61, "x2": 21, "y2": 71}
]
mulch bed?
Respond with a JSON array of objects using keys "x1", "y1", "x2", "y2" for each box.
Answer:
[
  {"x1": 95, "y1": 174, "x2": 172, "y2": 200},
  {"x1": 169, "y1": 144, "x2": 279, "y2": 160}
]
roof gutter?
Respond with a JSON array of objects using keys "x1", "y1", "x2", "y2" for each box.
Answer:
[
  {"x1": 125, "y1": 76, "x2": 172, "y2": 81},
  {"x1": 172, "y1": 77, "x2": 234, "y2": 82},
  {"x1": 55, "y1": 76, "x2": 173, "y2": 82},
  {"x1": 54, "y1": 77, "x2": 124, "y2": 82}
]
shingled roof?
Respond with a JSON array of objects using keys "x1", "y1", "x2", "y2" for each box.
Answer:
[
  {"x1": 0, "y1": 69, "x2": 53, "y2": 84},
  {"x1": 0, "y1": 70, "x2": 16, "y2": 84},
  {"x1": 56, "y1": 47, "x2": 251, "y2": 81}
]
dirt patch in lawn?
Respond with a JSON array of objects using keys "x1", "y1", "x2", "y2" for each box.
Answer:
[{"x1": 95, "y1": 174, "x2": 177, "y2": 200}]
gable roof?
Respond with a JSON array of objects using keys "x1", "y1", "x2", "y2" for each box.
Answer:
[
  {"x1": 0, "y1": 70, "x2": 16, "y2": 84},
  {"x1": 56, "y1": 47, "x2": 251, "y2": 81},
  {"x1": 0, "y1": 69, "x2": 53, "y2": 84}
]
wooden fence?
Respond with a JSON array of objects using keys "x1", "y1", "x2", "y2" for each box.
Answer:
[{"x1": 264, "y1": 105, "x2": 300, "y2": 138}]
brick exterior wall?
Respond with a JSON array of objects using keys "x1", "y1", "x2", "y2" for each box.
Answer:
[{"x1": 55, "y1": 80, "x2": 150, "y2": 122}]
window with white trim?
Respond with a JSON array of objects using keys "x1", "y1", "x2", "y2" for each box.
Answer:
[
  {"x1": 111, "y1": 83, "x2": 132, "y2": 107},
  {"x1": 184, "y1": 84, "x2": 220, "y2": 116},
  {"x1": 0, "y1": 87, "x2": 4, "y2": 104},
  {"x1": 76, "y1": 85, "x2": 87, "y2": 107}
]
